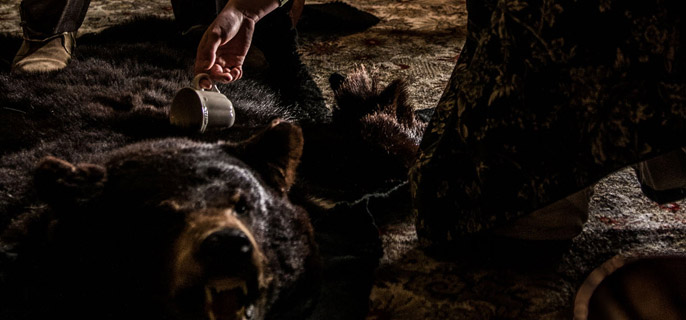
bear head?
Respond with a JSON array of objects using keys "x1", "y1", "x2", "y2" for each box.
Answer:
[
  {"x1": 26, "y1": 120, "x2": 318, "y2": 320},
  {"x1": 297, "y1": 67, "x2": 426, "y2": 225}
]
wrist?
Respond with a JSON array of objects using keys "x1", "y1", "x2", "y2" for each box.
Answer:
[{"x1": 225, "y1": 0, "x2": 281, "y2": 21}]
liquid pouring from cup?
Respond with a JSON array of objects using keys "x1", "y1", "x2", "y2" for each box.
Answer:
[{"x1": 170, "y1": 73, "x2": 236, "y2": 133}]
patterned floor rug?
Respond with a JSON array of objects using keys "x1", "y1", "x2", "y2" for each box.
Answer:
[{"x1": 1, "y1": 1, "x2": 685, "y2": 319}]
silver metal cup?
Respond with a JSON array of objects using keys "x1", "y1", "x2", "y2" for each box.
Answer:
[{"x1": 170, "y1": 73, "x2": 235, "y2": 133}]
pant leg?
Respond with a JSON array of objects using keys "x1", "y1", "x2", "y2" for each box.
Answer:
[
  {"x1": 20, "y1": 0, "x2": 90, "y2": 39},
  {"x1": 170, "y1": 0, "x2": 227, "y2": 32}
]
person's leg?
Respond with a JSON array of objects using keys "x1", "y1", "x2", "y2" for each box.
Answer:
[
  {"x1": 12, "y1": 0, "x2": 90, "y2": 74},
  {"x1": 20, "y1": 0, "x2": 90, "y2": 39}
]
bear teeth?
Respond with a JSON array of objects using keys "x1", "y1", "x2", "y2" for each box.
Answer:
[
  {"x1": 204, "y1": 279, "x2": 249, "y2": 320},
  {"x1": 208, "y1": 278, "x2": 248, "y2": 294}
]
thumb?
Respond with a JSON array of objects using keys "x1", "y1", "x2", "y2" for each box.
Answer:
[{"x1": 194, "y1": 30, "x2": 221, "y2": 74}]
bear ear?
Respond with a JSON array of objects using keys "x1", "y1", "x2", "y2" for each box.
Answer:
[
  {"x1": 226, "y1": 120, "x2": 304, "y2": 194},
  {"x1": 377, "y1": 78, "x2": 415, "y2": 126},
  {"x1": 34, "y1": 156, "x2": 107, "y2": 208}
]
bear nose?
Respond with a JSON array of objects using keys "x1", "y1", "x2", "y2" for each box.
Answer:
[{"x1": 198, "y1": 229, "x2": 253, "y2": 267}]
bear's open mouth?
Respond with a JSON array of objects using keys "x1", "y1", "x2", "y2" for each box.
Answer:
[{"x1": 205, "y1": 278, "x2": 251, "y2": 320}]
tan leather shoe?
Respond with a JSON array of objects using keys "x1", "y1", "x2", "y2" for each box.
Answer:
[
  {"x1": 491, "y1": 187, "x2": 592, "y2": 240},
  {"x1": 637, "y1": 147, "x2": 686, "y2": 191},
  {"x1": 636, "y1": 147, "x2": 686, "y2": 203},
  {"x1": 11, "y1": 32, "x2": 76, "y2": 74}
]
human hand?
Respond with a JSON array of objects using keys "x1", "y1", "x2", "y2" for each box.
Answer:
[
  {"x1": 194, "y1": 9, "x2": 254, "y2": 85},
  {"x1": 194, "y1": 0, "x2": 281, "y2": 85}
]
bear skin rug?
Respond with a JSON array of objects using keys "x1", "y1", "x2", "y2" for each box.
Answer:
[{"x1": 0, "y1": 13, "x2": 425, "y2": 320}]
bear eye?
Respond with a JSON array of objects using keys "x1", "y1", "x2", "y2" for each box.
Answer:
[{"x1": 234, "y1": 197, "x2": 249, "y2": 216}]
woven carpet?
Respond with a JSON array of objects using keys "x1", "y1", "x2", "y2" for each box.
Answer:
[{"x1": 1, "y1": 1, "x2": 685, "y2": 319}]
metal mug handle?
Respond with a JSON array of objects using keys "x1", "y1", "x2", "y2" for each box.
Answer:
[{"x1": 192, "y1": 73, "x2": 220, "y2": 93}]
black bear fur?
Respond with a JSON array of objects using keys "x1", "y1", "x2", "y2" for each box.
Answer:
[{"x1": 0, "y1": 9, "x2": 425, "y2": 320}]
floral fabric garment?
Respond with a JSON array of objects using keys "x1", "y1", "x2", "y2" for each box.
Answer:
[{"x1": 411, "y1": 0, "x2": 686, "y2": 245}]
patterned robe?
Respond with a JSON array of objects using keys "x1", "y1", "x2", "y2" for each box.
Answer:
[{"x1": 411, "y1": 0, "x2": 686, "y2": 245}]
